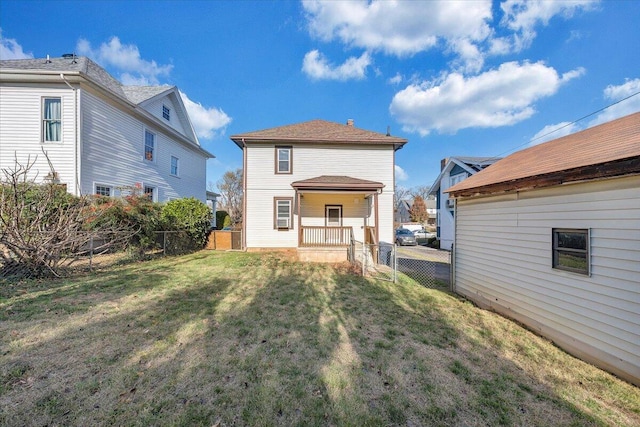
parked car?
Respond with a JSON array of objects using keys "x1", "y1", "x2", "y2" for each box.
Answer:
[
  {"x1": 395, "y1": 228, "x2": 418, "y2": 246},
  {"x1": 414, "y1": 229, "x2": 436, "y2": 240}
]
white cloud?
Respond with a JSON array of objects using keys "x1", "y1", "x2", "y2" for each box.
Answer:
[
  {"x1": 588, "y1": 78, "x2": 640, "y2": 126},
  {"x1": 395, "y1": 165, "x2": 408, "y2": 181},
  {"x1": 303, "y1": 0, "x2": 492, "y2": 71},
  {"x1": 499, "y1": 0, "x2": 598, "y2": 52},
  {"x1": 0, "y1": 29, "x2": 33, "y2": 59},
  {"x1": 302, "y1": 49, "x2": 371, "y2": 81},
  {"x1": 389, "y1": 61, "x2": 584, "y2": 136},
  {"x1": 77, "y1": 36, "x2": 173, "y2": 85},
  {"x1": 530, "y1": 121, "x2": 581, "y2": 145},
  {"x1": 179, "y1": 91, "x2": 232, "y2": 140},
  {"x1": 388, "y1": 72, "x2": 403, "y2": 85}
]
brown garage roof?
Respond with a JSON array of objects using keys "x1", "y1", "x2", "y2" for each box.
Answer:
[
  {"x1": 230, "y1": 119, "x2": 407, "y2": 150},
  {"x1": 448, "y1": 111, "x2": 640, "y2": 197},
  {"x1": 291, "y1": 175, "x2": 384, "y2": 192}
]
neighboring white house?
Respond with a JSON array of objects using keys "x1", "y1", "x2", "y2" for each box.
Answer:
[
  {"x1": 0, "y1": 56, "x2": 214, "y2": 202},
  {"x1": 230, "y1": 119, "x2": 407, "y2": 261},
  {"x1": 447, "y1": 112, "x2": 640, "y2": 386},
  {"x1": 428, "y1": 157, "x2": 500, "y2": 250}
]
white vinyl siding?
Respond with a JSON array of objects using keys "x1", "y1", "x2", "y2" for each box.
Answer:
[
  {"x1": 453, "y1": 176, "x2": 640, "y2": 385},
  {"x1": 79, "y1": 90, "x2": 207, "y2": 202},
  {"x1": 143, "y1": 96, "x2": 188, "y2": 136},
  {"x1": 245, "y1": 143, "x2": 395, "y2": 248},
  {"x1": 0, "y1": 84, "x2": 78, "y2": 194}
]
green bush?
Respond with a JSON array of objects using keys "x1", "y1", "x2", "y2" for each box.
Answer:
[
  {"x1": 161, "y1": 197, "x2": 212, "y2": 248},
  {"x1": 216, "y1": 210, "x2": 231, "y2": 229}
]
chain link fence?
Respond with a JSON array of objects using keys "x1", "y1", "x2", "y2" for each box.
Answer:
[{"x1": 351, "y1": 240, "x2": 451, "y2": 289}]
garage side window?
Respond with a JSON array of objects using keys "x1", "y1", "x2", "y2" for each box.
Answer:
[{"x1": 552, "y1": 228, "x2": 590, "y2": 275}]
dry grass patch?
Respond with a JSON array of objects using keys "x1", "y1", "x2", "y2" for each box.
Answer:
[{"x1": 1, "y1": 251, "x2": 638, "y2": 426}]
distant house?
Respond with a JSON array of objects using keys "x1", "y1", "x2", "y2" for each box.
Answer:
[
  {"x1": 395, "y1": 199, "x2": 412, "y2": 224},
  {"x1": 447, "y1": 112, "x2": 640, "y2": 386},
  {"x1": 230, "y1": 119, "x2": 407, "y2": 261},
  {"x1": 428, "y1": 157, "x2": 500, "y2": 250},
  {"x1": 0, "y1": 56, "x2": 213, "y2": 202}
]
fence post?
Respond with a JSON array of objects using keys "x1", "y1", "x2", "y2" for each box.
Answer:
[
  {"x1": 89, "y1": 235, "x2": 93, "y2": 270},
  {"x1": 163, "y1": 231, "x2": 167, "y2": 255}
]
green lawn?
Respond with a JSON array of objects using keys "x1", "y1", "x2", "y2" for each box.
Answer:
[{"x1": 1, "y1": 251, "x2": 638, "y2": 426}]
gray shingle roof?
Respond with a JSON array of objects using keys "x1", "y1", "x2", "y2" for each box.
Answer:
[{"x1": 0, "y1": 56, "x2": 173, "y2": 106}]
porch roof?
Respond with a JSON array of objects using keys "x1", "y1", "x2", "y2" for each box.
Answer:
[{"x1": 291, "y1": 175, "x2": 384, "y2": 192}]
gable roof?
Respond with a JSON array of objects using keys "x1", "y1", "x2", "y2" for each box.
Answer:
[
  {"x1": 448, "y1": 112, "x2": 640, "y2": 197},
  {"x1": 230, "y1": 119, "x2": 407, "y2": 150},
  {"x1": 1, "y1": 56, "x2": 211, "y2": 158},
  {"x1": 291, "y1": 175, "x2": 384, "y2": 192},
  {"x1": 428, "y1": 156, "x2": 501, "y2": 195}
]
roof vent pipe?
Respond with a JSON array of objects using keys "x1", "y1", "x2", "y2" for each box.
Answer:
[
  {"x1": 45, "y1": 55, "x2": 51, "y2": 63},
  {"x1": 346, "y1": 118, "x2": 354, "y2": 126},
  {"x1": 386, "y1": 125, "x2": 391, "y2": 136}
]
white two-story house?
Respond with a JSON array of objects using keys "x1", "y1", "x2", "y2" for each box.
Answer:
[
  {"x1": 0, "y1": 56, "x2": 213, "y2": 202},
  {"x1": 428, "y1": 157, "x2": 500, "y2": 250},
  {"x1": 230, "y1": 119, "x2": 407, "y2": 261}
]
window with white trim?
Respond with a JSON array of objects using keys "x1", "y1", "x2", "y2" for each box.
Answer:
[
  {"x1": 552, "y1": 228, "x2": 590, "y2": 275},
  {"x1": 144, "y1": 130, "x2": 155, "y2": 162},
  {"x1": 95, "y1": 184, "x2": 112, "y2": 197},
  {"x1": 275, "y1": 146, "x2": 292, "y2": 174},
  {"x1": 42, "y1": 97, "x2": 62, "y2": 142},
  {"x1": 274, "y1": 198, "x2": 293, "y2": 229},
  {"x1": 170, "y1": 156, "x2": 179, "y2": 176},
  {"x1": 450, "y1": 173, "x2": 466, "y2": 187},
  {"x1": 162, "y1": 105, "x2": 170, "y2": 121},
  {"x1": 144, "y1": 185, "x2": 156, "y2": 201}
]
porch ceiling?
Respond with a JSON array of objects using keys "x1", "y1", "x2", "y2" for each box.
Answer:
[{"x1": 291, "y1": 175, "x2": 384, "y2": 192}]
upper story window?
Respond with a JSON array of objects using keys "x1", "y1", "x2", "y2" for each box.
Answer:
[
  {"x1": 170, "y1": 156, "x2": 179, "y2": 176},
  {"x1": 162, "y1": 105, "x2": 170, "y2": 121},
  {"x1": 552, "y1": 228, "x2": 590, "y2": 275},
  {"x1": 144, "y1": 130, "x2": 155, "y2": 162},
  {"x1": 450, "y1": 173, "x2": 466, "y2": 187},
  {"x1": 42, "y1": 97, "x2": 62, "y2": 142},
  {"x1": 275, "y1": 146, "x2": 292, "y2": 174}
]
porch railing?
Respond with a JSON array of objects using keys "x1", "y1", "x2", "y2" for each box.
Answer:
[{"x1": 299, "y1": 226, "x2": 353, "y2": 247}]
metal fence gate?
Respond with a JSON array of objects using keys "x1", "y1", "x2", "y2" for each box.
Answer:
[{"x1": 351, "y1": 241, "x2": 451, "y2": 288}]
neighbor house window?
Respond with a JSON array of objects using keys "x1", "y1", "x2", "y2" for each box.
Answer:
[
  {"x1": 144, "y1": 130, "x2": 155, "y2": 161},
  {"x1": 275, "y1": 146, "x2": 292, "y2": 174},
  {"x1": 162, "y1": 105, "x2": 170, "y2": 121},
  {"x1": 42, "y1": 97, "x2": 62, "y2": 142},
  {"x1": 144, "y1": 185, "x2": 155, "y2": 201},
  {"x1": 552, "y1": 228, "x2": 590, "y2": 275},
  {"x1": 274, "y1": 197, "x2": 293, "y2": 229},
  {"x1": 450, "y1": 173, "x2": 466, "y2": 187},
  {"x1": 170, "y1": 156, "x2": 179, "y2": 176},
  {"x1": 95, "y1": 184, "x2": 112, "y2": 197}
]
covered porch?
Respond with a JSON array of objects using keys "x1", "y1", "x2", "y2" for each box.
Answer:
[{"x1": 291, "y1": 176, "x2": 383, "y2": 258}]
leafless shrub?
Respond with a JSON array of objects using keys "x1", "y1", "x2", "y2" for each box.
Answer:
[{"x1": 0, "y1": 154, "x2": 134, "y2": 278}]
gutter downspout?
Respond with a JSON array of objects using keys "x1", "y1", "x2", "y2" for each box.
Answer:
[
  {"x1": 451, "y1": 197, "x2": 457, "y2": 293},
  {"x1": 242, "y1": 138, "x2": 247, "y2": 251},
  {"x1": 60, "y1": 73, "x2": 80, "y2": 196}
]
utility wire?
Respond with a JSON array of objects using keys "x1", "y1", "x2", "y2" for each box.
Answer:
[{"x1": 490, "y1": 89, "x2": 640, "y2": 160}]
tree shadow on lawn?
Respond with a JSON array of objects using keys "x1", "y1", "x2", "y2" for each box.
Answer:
[{"x1": 1, "y1": 251, "x2": 636, "y2": 426}]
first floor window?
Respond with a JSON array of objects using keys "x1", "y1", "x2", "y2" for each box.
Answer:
[
  {"x1": 95, "y1": 184, "x2": 112, "y2": 197},
  {"x1": 43, "y1": 97, "x2": 62, "y2": 142},
  {"x1": 144, "y1": 130, "x2": 155, "y2": 161},
  {"x1": 144, "y1": 185, "x2": 155, "y2": 201},
  {"x1": 274, "y1": 198, "x2": 293, "y2": 229},
  {"x1": 552, "y1": 228, "x2": 590, "y2": 275},
  {"x1": 170, "y1": 156, "x2": 179, "y2": 176}
]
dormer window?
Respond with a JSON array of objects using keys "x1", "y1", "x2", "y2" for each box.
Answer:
[{"x1": 162, "y1": 105, "x2": 170, "y2": 121}]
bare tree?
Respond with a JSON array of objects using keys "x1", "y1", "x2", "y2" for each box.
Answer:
[
  {"x1": 0, "y1": 155, "x2": 133, "y2": 278},
  {"x1": 394, "y1": 184, "x2": 411, "y2": 213},
  {"x1": 411, "y1": 185, "x2": 431, "y2": 201},
  {"x1": 216, "y1": 168, "x2": 243, "y2": 225}
]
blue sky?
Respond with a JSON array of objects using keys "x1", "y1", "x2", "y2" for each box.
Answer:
[{"x1": 2, "y1": 0, "x2": 639, "y2": 193}]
